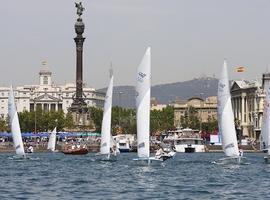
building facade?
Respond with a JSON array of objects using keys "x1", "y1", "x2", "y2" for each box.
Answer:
[
  {"x1": 230, "y1": 74, "x2": 268, "y2": 140},
  {"x1": 0, "y1": 68, "x2": 105, "y2": 120},
  {"x1": 173, "y1": 96, "x2": 218, "y2": 128}
]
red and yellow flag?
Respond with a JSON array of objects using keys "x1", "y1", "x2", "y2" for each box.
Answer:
[{"x1": 235, "y1": 66, "x2": 245, "y2": 72}]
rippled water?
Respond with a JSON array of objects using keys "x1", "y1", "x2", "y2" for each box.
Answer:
[{"x1": 0, "y1": 152, "x2": 269, "y2": 200}]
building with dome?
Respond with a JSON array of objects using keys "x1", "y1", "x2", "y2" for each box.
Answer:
[{"x1": 0, "y1": 67, "x2": 105, "y2": 120}]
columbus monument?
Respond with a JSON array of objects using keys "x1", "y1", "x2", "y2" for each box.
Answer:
[{"x1": 69, "y1": 2, "x2": 90, "y2": 127}]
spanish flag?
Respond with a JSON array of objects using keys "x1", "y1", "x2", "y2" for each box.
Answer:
[{"x1": 235, "y1": 66, "x2": 245, "y2": 72}]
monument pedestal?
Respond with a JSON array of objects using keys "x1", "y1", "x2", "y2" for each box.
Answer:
[{"x1": 69, "y1": 100, "x2": 93, "y2": 130}]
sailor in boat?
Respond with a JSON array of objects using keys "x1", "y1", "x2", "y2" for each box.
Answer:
[
  {"x1": 238, "y1": 144, "x2": 244, "y2": 157},
  {"x1": 155, "y1": 146, "x2": 169, "y2": 159},
  {"x1": 26, "y1": 145, "x2": 34, "y2": 153},
  {"x1": 110, "y1": 145, "x2": 117, "y2": 156}
]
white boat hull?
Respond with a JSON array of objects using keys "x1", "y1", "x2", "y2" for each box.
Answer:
[
  {"x1": 213, "y1": 156, "x2": 245, "y2": 165},
  {"x1": 174, "y1": 144, "x2": 205, "y2": 153}
]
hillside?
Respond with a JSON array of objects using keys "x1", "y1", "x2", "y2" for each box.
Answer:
[{"x1": 98, "y1": 77, "x2": 219, "y2": 108}]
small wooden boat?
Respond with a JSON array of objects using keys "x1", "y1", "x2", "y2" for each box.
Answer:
[{"x1": 62, "y1": 145, "x2": 88, "y2": 155}]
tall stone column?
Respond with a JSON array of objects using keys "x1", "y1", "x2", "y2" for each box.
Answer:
[{"x1": 69, "y1": 2, "x2": 91, "y2": 128}]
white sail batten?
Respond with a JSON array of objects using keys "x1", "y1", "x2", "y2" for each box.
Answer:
[
  {"x1": 261, "y1": 80, "x2": 270, "y2": 154},
  {"x1": 100, "y1": 75, "x2": 114, "y2": 155},
  {"x1": 217, "y1": 60, "x2": 239, "y2": 157},
  {"x1": 47, "y1": 127, "x2": 57, "y2": 151},
  {"x1": 136, "y1": 47, "x2": 151, "y2": 158},
  {"x1": 8, "y1": 86, "x2": 25, "y2": 156}
]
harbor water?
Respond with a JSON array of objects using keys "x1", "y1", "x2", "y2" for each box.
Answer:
[{"x1": 0, "y1": 152, "x2": 270, "y2": 200}]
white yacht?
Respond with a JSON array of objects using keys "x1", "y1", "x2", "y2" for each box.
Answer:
[
  {"x1": 164, "y1": 128, "x2": 206, "y2": 153},
  {"x1": 113, "y1": 134, "x2": 134, "y2": 152}
]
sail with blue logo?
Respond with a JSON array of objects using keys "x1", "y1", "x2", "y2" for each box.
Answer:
[
  {"x1": 217, "y1": 60, "x2": 239, "y2": 157},
  {"x1": 136, "y1": 47, "x2": 151, "y2": 158}
]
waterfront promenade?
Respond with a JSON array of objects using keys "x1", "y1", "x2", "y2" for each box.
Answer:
[{"x1": 0, "y1": 141, "x2": 260, "y2": 153}]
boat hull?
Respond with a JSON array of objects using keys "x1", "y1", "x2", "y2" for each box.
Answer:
[
  {"x1": 264, "y1": 155, "x2": 270, "y2": 163},
  {"x1": 62, "y1": 148, "x2": 88, "y2": 155},
  {"x1": 174, "y1": 144, "x2": 205, "y2": 153},
  {"x1": 119, "y1": 148, "x2": 130, "y2": 153}
]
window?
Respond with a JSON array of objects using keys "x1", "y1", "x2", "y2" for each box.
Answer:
[
  {"x1": 43, "y1": 76, "x2": 48, "y2": 85},
  {"x1": 30, "y1": 103, "x2": 34, "y2": 112},
  {"x1": 44, "y1": 104, "x2": 48, "y2": 111},
  {"x1": 51, "y1": 104, "x2": 56, "y2": 111}
]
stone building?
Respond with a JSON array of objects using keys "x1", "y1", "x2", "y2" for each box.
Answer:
[
  {"x1": 173, "y1": 96, "x2": 218, "y2": 128},
  {"x1": 0, "y1": 68, "x2": 105, "y2": 120},
  {"x1": 230, "y1": 74, "x2": 268, "y2": 140}
]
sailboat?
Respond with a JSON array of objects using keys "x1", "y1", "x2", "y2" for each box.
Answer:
[
  {"x1": 47, "y1": 127, "x2": 58, "y2": 152},
  {"x1": 8, "y1": 86, "x2": 26, "y2": 158},
  {"x1": 261, "y1": 78, "x2": 270, "y2": 162},
  {"x1": 99, "y1": 69, "x2": 119, "y2": 160},
  {"x1": 133, "y1": 47, "x2": 175, "y2": 163},
  {"x1": 217, "y1": 60, "x2": 242, "y2": 164}
]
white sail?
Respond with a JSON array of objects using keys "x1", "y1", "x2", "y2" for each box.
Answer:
[
  {"x1": 47, "y1": 127, "x2": 57, "y2": 152},
  {"x1": 8, "y1": 86, "x2": 25, "y2": 156},
  {"x1": 136, "y1": 47, "x2": 151, "y2": 158},
  {"x1": 217, "y1": 60, "x2": 239, "y2": 157},
  {"x1": 100, "y1": 74, "x2": 114, "y2": 155},
  {"x1": 261, "y1": 80, "x2": 270, "y2": 154}
]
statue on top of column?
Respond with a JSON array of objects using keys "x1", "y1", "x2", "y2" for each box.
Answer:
[{"x1": 75, "y1": 2, "x2": 85, "y2": 18}]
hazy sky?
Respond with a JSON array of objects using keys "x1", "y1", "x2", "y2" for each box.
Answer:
[{"x1": 1, "y1": 0, "x2": 270, "y2": 89}]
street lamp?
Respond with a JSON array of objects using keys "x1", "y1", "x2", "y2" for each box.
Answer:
[
  {"x1": 199, "y1": 93, "x2": 204, "y2": 131},
  {"x1": 118, "y1": 91, "x2": 123, "y2": 107},
  {"x1": 118, "y1": 91, "x2": 123, "y2": 128},
  {"x1": 34, "y1": 100, "x2": 37, "y2": 134}
]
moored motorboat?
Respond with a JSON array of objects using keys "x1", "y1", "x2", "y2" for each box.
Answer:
[{"x1": 164, "y1": 128, "x2": 206, "y2": 153}]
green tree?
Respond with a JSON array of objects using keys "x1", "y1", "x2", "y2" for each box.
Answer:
[
  {"x1": 150, "y1": 106, "x2": 175, "y2": 134},
  {"x1": 89, "y1": 107, "x2": 103, "y2": 132},
  {"x1": 65, "y1": 112, "x2": 75, "y2": 130},
  {"x1": 201, "y1": 116, "x2": 218, "y2": 132},
  {"x1": 180, "y1": 106, "x2": 200, "y2": 129},
  {"x1": 0, "y1": 118, "x2": 8, "y2": 132}
]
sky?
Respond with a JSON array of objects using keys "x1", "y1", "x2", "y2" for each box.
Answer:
[{"x1": 0, "y1": 0, "x2": 270, "y2": 89}]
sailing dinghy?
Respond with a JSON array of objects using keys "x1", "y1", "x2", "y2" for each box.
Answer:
[
  {"x1": 47, "y1": 127, "x2": 58, "y2": 152},
  {"x1": 98, "y1": 69, "x2": 119, "y2": 160},
  {"x1": 133, "y1": 47, "x2": 175, "y2": 164},
  {"x1": 216, "y1": 60, "x2": 243, "y2": 164},
  {"x1": 261, "y1": 77, "x2": 270, "y2": 162},
  {"x1": 8, "y1": 86, "x2": 26, "y2": 159}
]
